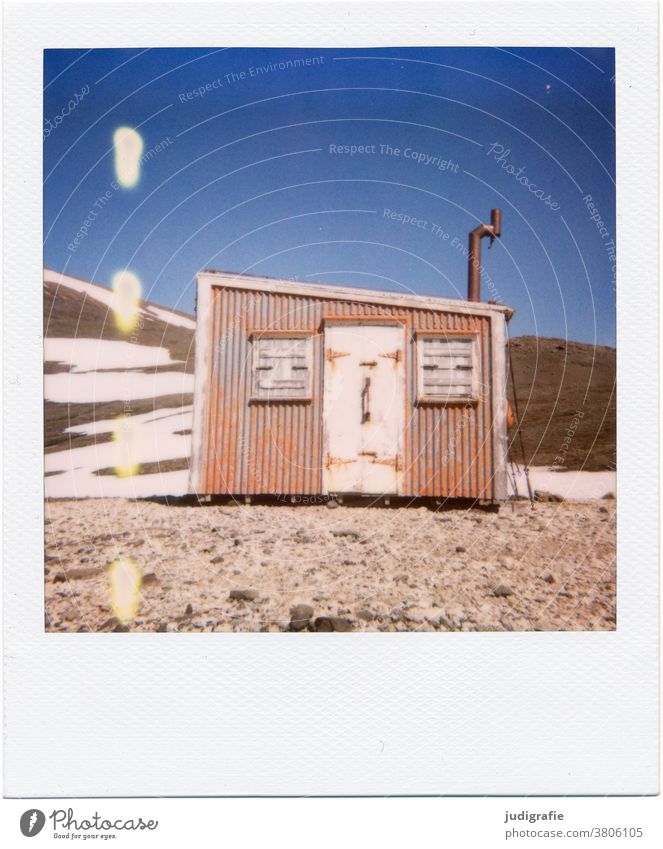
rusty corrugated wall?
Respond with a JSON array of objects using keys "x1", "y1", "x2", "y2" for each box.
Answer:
[{"x1": 197, "y1": 285, "x2": 496, "y2": 499}]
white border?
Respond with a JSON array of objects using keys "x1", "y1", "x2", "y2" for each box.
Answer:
[{"x1": 3, "y1": 1, "x2": 658, "y2": 796}]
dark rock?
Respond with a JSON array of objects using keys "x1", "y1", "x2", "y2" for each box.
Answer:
[
  {"x1": 233, "y1": 538, "x2": 242, "y2": 546},
  {"x1": 113, "y1": 621, "x2": 130, "y2": 632},
  {"x1": 455, "y1": 545, "x2": 466, "y2": 553},
  {"x1": 534, "y1": 490, "x2": 564, "y2": 503},
  {"x1": 542, "y1": 574, "x2": 556, "y2": 584},
  {"x1": 142, "y1": 572, "x2": 158, "y2": 586},
  {"x1": 491, "y1": 584, "x2": 513, "y2": 597},
  {"x1": 155, "y1": 621, "x2": 168, "y2": 632},
  {"x1": 210, "y1": 555, "x2": 224, "y2": 563},
  {"x1": 289, "y1": 603, "x2": 314, "y2": 631},
  {"x1": 313, "y1": 616, "x2": 353, "y2": 632},
  {"x1": 331, "y1": 529, "x2": 360, "y2": 539},
  {"x1": 229, "y1": 588, "x2": 259, "y2": 602},
  {"x1": 355, "y1": 609, "x2": 375, "y2": 622},
  {"x1": 598, "y1": 506, "x2": 608, "y2": 514},
  {"x1": 185, "y1": 603, "x2": 193, "y2": 615},
  {"x1": 602, "y1": 492, "x2": 616, "y2": 499},
  {"x1": 53, "y1": 566, "x2": 101, "y2": 582},
  {"x1": 393, "y1": 573, "x2": 408, "y2": 583}
]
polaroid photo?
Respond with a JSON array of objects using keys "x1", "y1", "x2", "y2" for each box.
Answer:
[{"x1": 2, "y1": 0, "x2": 659, "y2": 806}]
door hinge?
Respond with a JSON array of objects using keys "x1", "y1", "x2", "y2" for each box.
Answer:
[
  {"x1": 326, "y1": 348, "x2": 350, "y2": 363},
  {"x1": 371, "y1": 454, "x2": 402, "y2": 471},
  {"x1": 325, "y1": 453, "x2": 355, "y2": 469},
  {"x1": 379, "y1": 348, "x2": 403, "y2": 363}
]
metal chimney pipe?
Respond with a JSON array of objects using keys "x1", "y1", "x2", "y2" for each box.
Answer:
[{"x1": 467, "y1": 208, "x2": 501, "y2": 301}]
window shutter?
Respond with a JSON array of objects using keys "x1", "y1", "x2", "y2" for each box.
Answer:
[
  {"x1": 418, "y1": 336, "x2": 477, "y2": 401},
  {"x1": 252, "y1": 336, "x2": 312, "y2": 400}
]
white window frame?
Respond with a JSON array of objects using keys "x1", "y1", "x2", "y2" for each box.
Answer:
[
  {"x1": 250, "y1": 332, "x2": 313, "y2": 401},
  {"x1": 415, "y1": 332, "x2": 480, "y2": 404}
]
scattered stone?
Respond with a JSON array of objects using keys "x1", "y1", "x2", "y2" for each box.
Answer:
[
  {"x1": 473, "y1": 624, "x2": 502, "y2": 632},
  {"x1": 142, "y1": 572, "x2": 158, "y2": 586},
  {"x1": 184, "y1": 603, "x2": 193, "y2": 615},
  {"x1": 332, "y1": 530, "x2": 360, "y2": 539},
  {"x1": 602, "y1": 492, "x2": 616, "y2": 500},
  {"x1": 289, "y1": 603, "x2": 314, "y2": 631},
  {"x1": 53, "y1": 566, "x2": 101, "y2": 582},
  {"x1": 155, "y1": 621, "x2": 168, "y2": 632},
  {"x1": 534, "y1": 490, "x2": 564, "y2": 503},
  {"x1": 542, "y1": 574, "x2": 556, "y2": 584},
  {"x1": 325, "y1": 499, "x2": 339, "y2": 509},
  {"x1": 393, "y1": 573, "x2": 408, "y2": 583},
  {"x1": 113, "y1": 622, "x2": 130, "y2": 633},
  {"x1": 210, "y1": 555, "x2": 224, "y2": 564},
  {"x1": 598, "y1": 506, "x2": 608, "y2": 514},
  {"x1": 313, "y1": 616, "x2": 353, "y2": 632},
  {"x1": 233, "y1": 538, "x2": 242, "y2": 546},
  {"x1": 455, "y1": 546, "x2": 466, "y2": 553},
  {"x1": 491, "y1": 584, "x2": 513, "y2": 597},
  {"x1": 356, "y1": 609, "x2": 375, "y2": 622},
  {"x1": 229, "y1": 588, "x2": 259, "y2": 601}
]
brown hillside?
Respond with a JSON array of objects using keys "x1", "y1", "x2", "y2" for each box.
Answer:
[{"x1": 507, "y1": 336, "x2": 615, "y2": 472}]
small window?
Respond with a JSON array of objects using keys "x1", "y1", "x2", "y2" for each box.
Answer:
[
  {"x1": 251, "y1": 335, "x2": 313, "y2": 400},
  {"x1": 416, "y1": 335, "x2": 478, "y2": 402}
]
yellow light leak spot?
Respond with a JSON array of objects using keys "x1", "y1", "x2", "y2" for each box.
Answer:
[
  {"x1": 111, "y1": 270, "x2": 141, "y2": 333},
  {"x1": 108, "y1": 558, "x2": 142, "y2": 624},
  {"x1": 113, "y1": 126, "x2": 143, "y2": 188},
  {"x1": 113, "y1": 414, "x2": 142, "y2": 478}
]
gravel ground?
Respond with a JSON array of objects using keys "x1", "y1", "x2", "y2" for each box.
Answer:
[{"x1": 44, "y1": 498, "x2": 616, "y2": 633}]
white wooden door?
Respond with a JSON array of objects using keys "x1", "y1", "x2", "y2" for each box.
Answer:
[{"x1": 323, "y1": 324, "x2": 405, "y2": 495}]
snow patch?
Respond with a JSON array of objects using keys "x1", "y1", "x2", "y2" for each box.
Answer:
[
  {"x1": 146, "y1": 304, "x2": 196, "y2": 330},
  {"x1": 45, "y1": 370, "x2": 194, "y2": 403},
  {"x1": 45, "y1": 407, "x2": 193, "y2": 498},
  {"x1": 45, "y1": 337, "x2": 182, "y2": 373},
  {"x1": 509, "y1": 466, "x2": 616, "y2": 501}
]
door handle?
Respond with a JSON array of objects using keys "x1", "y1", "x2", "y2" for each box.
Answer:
[{"x1": 361, "y1": 376, "x2": 371, "y2": 423}]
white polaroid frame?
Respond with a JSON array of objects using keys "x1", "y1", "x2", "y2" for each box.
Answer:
[{"x1": 3, "y1": 1, "x2": 658, "y2": 796}]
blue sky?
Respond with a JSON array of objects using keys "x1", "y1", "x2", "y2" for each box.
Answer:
[{"x1": 44, "y1": 47, "x2": 615, "y2": 345}]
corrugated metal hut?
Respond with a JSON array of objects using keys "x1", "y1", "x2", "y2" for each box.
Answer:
[{"x1": 190, "y1": 212, "x2": 513, "y2": 503}]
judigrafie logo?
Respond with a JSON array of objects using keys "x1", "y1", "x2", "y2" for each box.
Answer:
[{"x1": 20, "y1": 809, "x2": 46, "y2": 837}]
